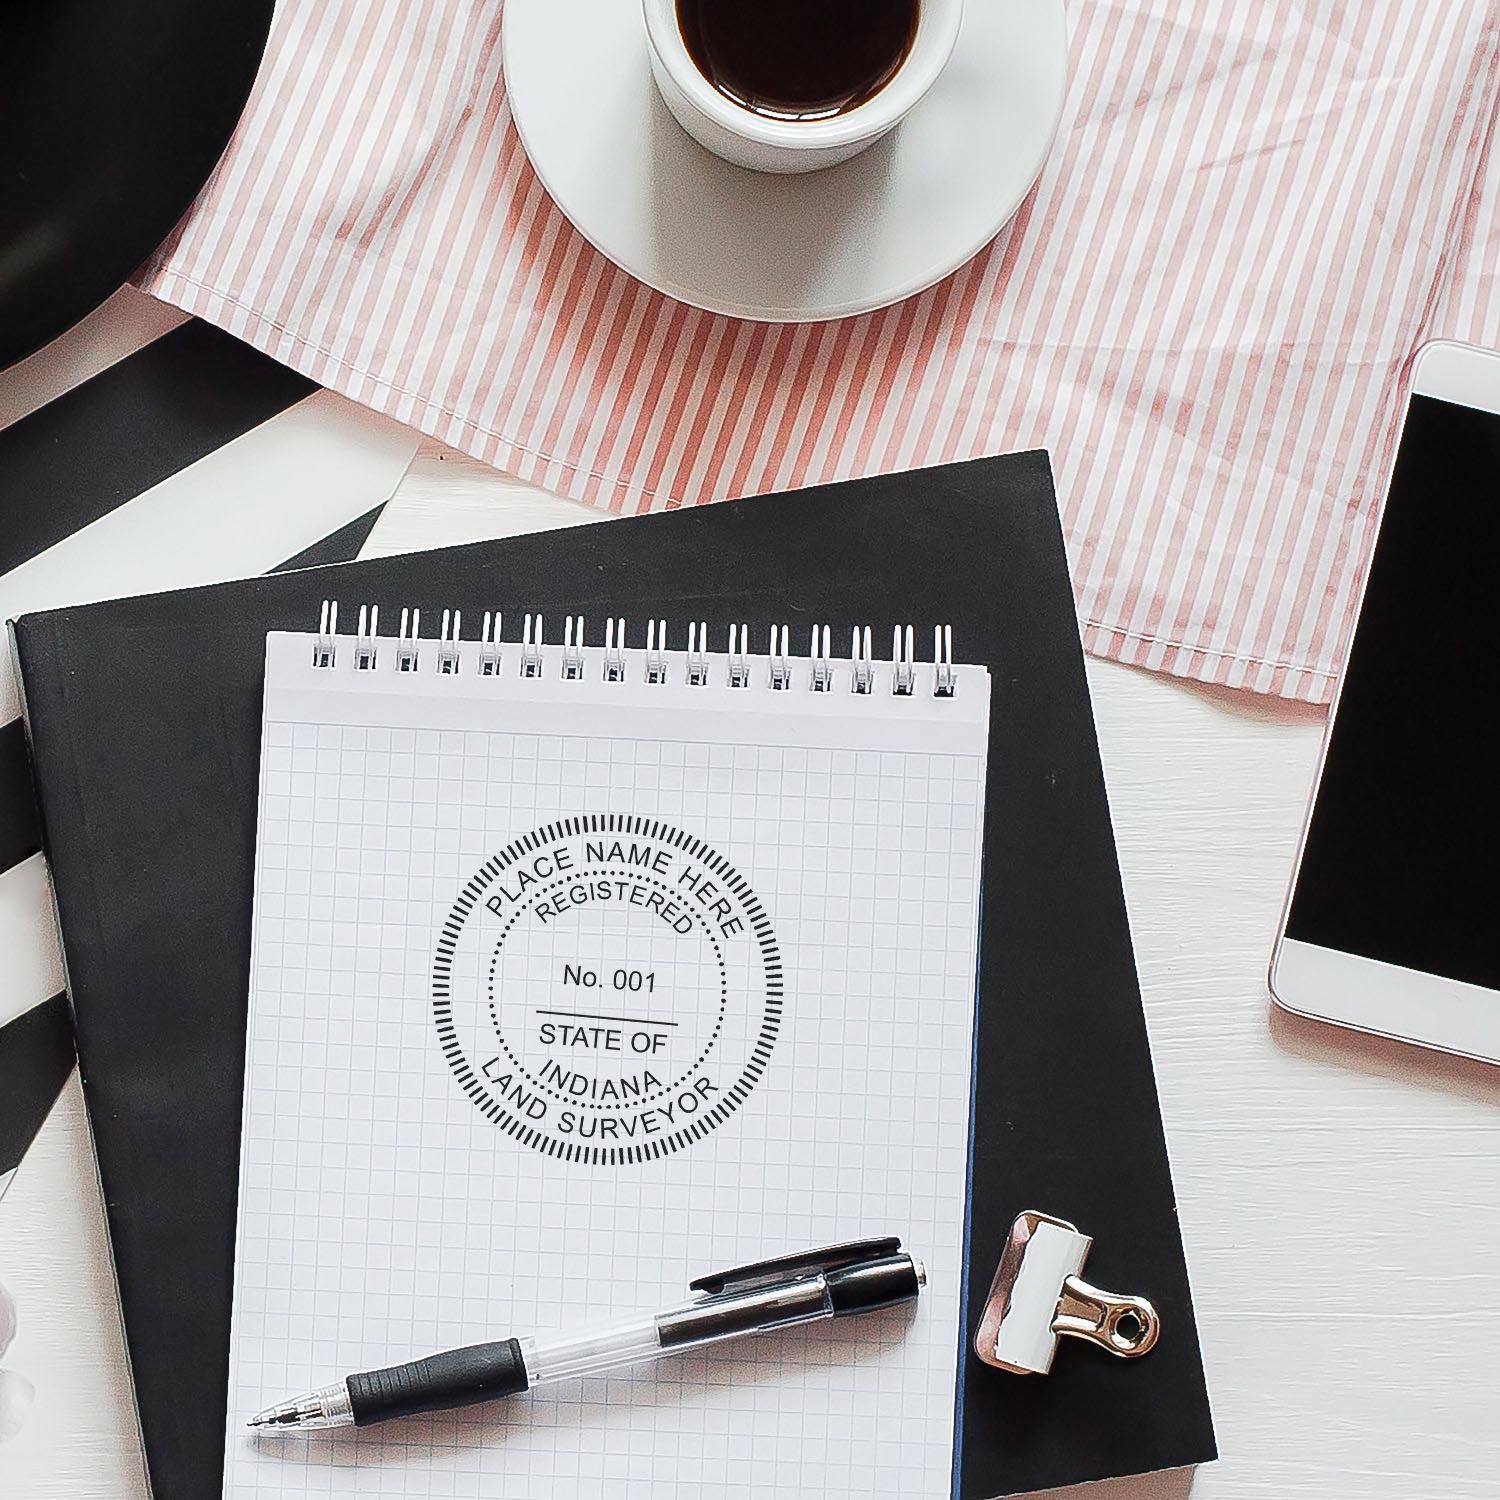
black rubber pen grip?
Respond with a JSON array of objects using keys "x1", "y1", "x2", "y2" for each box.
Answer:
[{"x1": 347, "y1": 1338, "x2": 529, "y2": 1425}]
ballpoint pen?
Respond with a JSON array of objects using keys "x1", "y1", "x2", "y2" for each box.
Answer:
[{"x1": 248, "y1": 1237, "x2": 923, "y2": 1432}]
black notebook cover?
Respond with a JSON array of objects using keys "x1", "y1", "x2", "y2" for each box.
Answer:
[{"x1": 10, "y1": 452, "x2": 1214, "y2": 1496}]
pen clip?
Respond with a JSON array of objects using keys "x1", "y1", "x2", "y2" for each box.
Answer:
[
  {"x1": 690, "y1": 1237, "x2": 903, "y2": 1296},
  {"x1": 974, "y1": 1211, "x2": 1159, "y2": 1375}
]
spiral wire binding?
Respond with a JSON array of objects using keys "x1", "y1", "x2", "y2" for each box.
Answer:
[
  {"x1": 851, "y1": 625, "x2": 874, "y2": 694},
  {"x1": 933, "y1": 624, "x2": 956, "y2": 697},
  {"x1": 480, "y1": 611, "x2": 502, "y2": 676},
  {"x1": 603, "y1": 618, "x2": 627, "y2": 682},
  {"x1": 810, "y1": 625, "x2": 833, "y2": 692},
  {"x1": 438, "y1": 610, "x2": 461, "y2": 674},
  {"x1": 562, "y1": 615, "x2": 585, "y2": 680},
  {"x1": 727, "y1": 624, "x2": 751, "y2": 688},
  {"x1": 768, "y1": 624, "x2": 791, "y2": 690},
  {"x1": 397, "y1": 608, "x2": 420, "y2": 672},
  {"x1": 521, "y1": 613, "x2": 544, "y2": 677},
  {"x1": 645, "y1": 619, "x2": 668, "y2": 684},
  {"x1": 686, "y1": 622, "x2": 709, "y2": 686},
  {"x1": 313, "y1": 599, "x2": 338, "y2": 668},
  {"x1": 892, "y1": 624, "x2": 916, "y2": 695},
  {"x1": 355, "y1": 605, "x2": 378, "y2": 671},
  {"x1": 312, "y1": 604, "x2": 962, "y2": 698}
]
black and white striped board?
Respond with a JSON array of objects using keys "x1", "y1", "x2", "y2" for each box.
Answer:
[
  {"x1": 0, "y1": 994, "x2": 74, "y2": 1202},
  {"x1": 0, "y1": 289, "x2": 419, "y2": 1047}
]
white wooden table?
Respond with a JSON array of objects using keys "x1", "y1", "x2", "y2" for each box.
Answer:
[{"x1": 4, "y1": 418, "x2": 1500, "y2": 1499}]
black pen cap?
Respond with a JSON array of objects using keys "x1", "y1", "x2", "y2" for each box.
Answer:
[{"x1": 825, "y1": 1253, "x2": 925, "y2": 1316}]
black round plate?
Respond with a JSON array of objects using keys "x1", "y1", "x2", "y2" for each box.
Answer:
[{"x1": 0, "y1": 0, "x2": 274, "y2": 370}]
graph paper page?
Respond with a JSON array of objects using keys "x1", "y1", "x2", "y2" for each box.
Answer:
[{"x1": 226, "y1": 629, "x2": 990, "y2": 1499}]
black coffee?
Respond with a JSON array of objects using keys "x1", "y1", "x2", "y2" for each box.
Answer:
[{"x1": 676, "y1": 0, "x2": 921, "y2": 122}]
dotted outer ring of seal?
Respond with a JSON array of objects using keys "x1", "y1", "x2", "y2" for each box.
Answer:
[{"x1": 434, "y1": 814, "x2": 782, "y2": 1166}]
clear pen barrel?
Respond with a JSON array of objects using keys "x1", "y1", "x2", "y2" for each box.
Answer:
[
  {"x1": 521, "y1": 1278, "x2": 833, "y2": 1384},
  {"x1": 522, "y1": 1315, "x2": 663, "y2": 1385}
]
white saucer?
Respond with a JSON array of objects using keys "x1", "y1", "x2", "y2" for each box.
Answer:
[{"x1": 502, "y1": 0, "x2": 1068, "y2": 323}]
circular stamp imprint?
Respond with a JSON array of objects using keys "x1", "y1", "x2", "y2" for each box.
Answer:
[{"x1": 433, "y1": 815, "x2": 782, "y2": 1164}]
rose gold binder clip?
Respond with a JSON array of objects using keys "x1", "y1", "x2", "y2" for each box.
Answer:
[{"x1": 975, "y1": 1211, "x2": 1160, "y2": 1375}]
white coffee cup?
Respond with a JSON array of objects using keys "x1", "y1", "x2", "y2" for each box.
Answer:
[{"x1": 641, "y1": 0, "x2": 964, "y2": 175}]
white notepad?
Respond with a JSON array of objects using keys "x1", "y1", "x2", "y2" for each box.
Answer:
[{"x1": 227, "y1": 611, "x2": 990, "y2": 1499}]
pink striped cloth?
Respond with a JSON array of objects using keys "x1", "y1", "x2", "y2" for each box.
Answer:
[{"x1": 140, "y1": 1, "x2": 1500, "y2": 702}]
